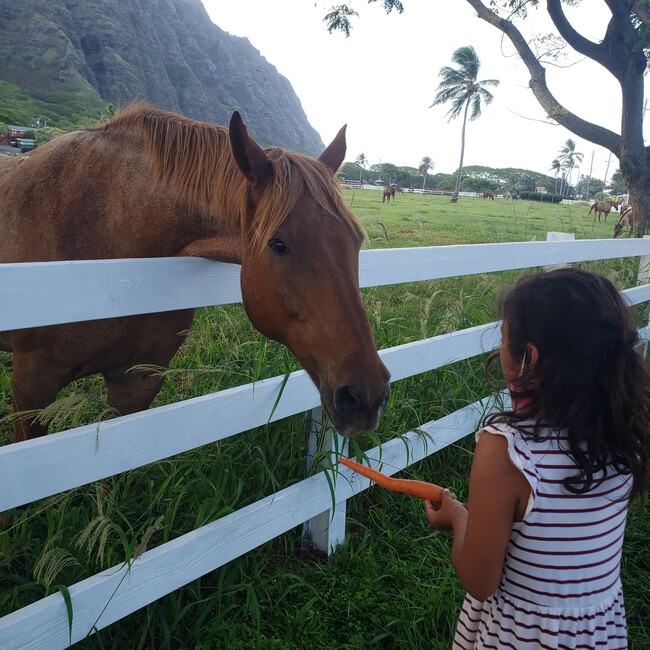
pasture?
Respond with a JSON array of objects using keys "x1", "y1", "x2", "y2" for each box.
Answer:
[{"x1": 0, "y1": 191, "x2": 648, "y2": 649}]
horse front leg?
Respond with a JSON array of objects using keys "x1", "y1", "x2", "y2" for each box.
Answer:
[
  {"x1": 101, "y1": 313, "x2": 193, "y2": 417},
  {"x1": 103, "y1": 365, "x2": 166, "y2": 416},
  {"x1": 11, "y1": 351, "x2": 72, "y2": 441}
]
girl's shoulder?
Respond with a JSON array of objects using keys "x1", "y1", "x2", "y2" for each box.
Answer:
[
  {"x1": 476, "y1": 420, "x2": 531, "y2": 444},
  {"x1": 478, "y1": 420, "x2": 565, "y2": 449},
  {"x1": 476, "y1": 421, "x2": 536, "y2": 465}
]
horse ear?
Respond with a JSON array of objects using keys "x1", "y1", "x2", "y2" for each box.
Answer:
[
  {"x1": 318, "y1": 125, "x2": 347, "y2": 174},
  {"x1": 229, "y1": 111, "x2": 273, "y2": 188}
]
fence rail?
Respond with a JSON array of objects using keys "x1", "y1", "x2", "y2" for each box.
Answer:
[
  {"x1": 1, "y1": 237, "x2": 650, "y2": 648},
  {"x1": 3, "y1": 239, "x2": 650, "y2": 330}
]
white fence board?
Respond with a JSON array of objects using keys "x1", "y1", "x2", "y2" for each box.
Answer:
[
  {"x1": 0, "y1": 371, "x2": 316, "y2": 511},
  {"x1": 2, "y1": 239, "x2": 650, "y2": 330},
  {"x1": 0, "y1": 396, "x2": 495, "y2": 650},
  {"x1": 0, "y1": 258, "x2": 242, "y2": 330},
  {"x1": 357, "y1": 238, "x2": 650, "y2": 287}
]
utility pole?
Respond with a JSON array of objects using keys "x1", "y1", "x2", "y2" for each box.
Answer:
[
  {"x1": 603, "y1": 152, "x2": 612, "y2": 188},
  {"x1": 585, "y1": 150, "x2": 594, "y2": 200}
]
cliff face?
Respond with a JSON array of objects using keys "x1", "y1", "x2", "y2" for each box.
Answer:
[{"x1": 0, "y1": 0, "x2": 324, "y2": 153}]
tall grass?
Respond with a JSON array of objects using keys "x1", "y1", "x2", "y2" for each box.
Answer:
[{"x1": 0, "y1": 193, "x2": 647, "y2": 648}]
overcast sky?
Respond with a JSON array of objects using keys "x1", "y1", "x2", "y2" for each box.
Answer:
[{"x1": 202, "y1": 0, "x2": 640, "y2": 183}]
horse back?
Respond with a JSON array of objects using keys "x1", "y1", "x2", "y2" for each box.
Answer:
[{"x1": 0, "y1": 129, "x2": 200, "y2": 264}]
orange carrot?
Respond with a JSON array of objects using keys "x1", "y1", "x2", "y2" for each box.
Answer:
[{"x1": 338, "y1": 456, "x2": 444, "y2": 503}]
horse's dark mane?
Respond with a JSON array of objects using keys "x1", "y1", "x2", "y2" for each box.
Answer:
[{"x1": 100, "y1": 103, "x2": 365, "y2": 253}]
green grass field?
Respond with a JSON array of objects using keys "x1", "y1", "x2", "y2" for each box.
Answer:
[{"x1": 0, "y1": 192, "x2": 647, "y2": 649}]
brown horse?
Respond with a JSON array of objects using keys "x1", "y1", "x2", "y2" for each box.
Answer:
[
  {"x1": 480, "y1": 191, "x2": 495, "y2": 200},
  {"x1": 588, "y1": 200, "x2": 619, "y2": 223},
  {"x1": 613, "y1": 204, "x2": 640, "y2": 237},
  {"x1": 0, "y1": 104, "x2": 391, "y2": 441},
  {"x1": 381, "y1": 184, "x2": 402, "y2": 203}
]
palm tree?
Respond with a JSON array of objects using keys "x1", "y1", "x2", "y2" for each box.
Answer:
[
  {"x1": 355, "y1": 153, "x2": 368, "y2": 183},
  {"x1": 431, "y1": 46, "x2": 499, "y2": 203},
  {"x1": 549, "y1": 159, "x2": 562, "y2": 195},
  {"x1": 557, "y1": 139, "x2": 583, "y2": 197},
  {"x1": 419, "y1": 156, "x2": 434, "y2": 190}
]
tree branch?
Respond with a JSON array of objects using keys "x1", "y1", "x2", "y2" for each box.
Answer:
[
  {"x1": 463, "y1": 0, "x2": 621, "y2": 155},
  {"x1": 546, "y1": 0, "x2": 606, "y2": 65},
  {"x1": 631, "y1": 0, "x2": 650, "y2": 27}
]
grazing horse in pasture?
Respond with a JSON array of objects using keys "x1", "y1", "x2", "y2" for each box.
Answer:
[
  {"x1": 613, "y1": 204, "x2": 641, "y2": 238},
  {"x1": 588, "y1": 200, "x2": 619, "y2": 223},
  {"x1": 480, "y1": 191, "x2": 495, "y2": 200},
  {"x1": 381, "y1": 184, "x2": 403, "y2": 203},
  {"x1": 0, "y1": 104, "x2": 391, "y2": 441}
]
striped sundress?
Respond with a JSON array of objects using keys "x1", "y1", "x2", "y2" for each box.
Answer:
[{"x1": 453, "y1": 421, "x2": 631, "y2": 650}]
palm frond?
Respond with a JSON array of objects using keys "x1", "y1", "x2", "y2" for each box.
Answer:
[
  {"x1": 478, "y1": 87, "x2": 495, "y2": 105},
  {"x1": 451, "y1": 45, "x2": 481, "y2": 79},
  {"x1": 431, "y1": 87, "x2": 464, "y2": 107},
  {"x1": 447, "y1": 96, "x2": 467, "y2": 121},
  {"x1": 469, "y1": 94, "x2": 482, "y2": 121}
]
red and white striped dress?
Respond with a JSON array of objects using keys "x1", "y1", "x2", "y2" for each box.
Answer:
[{"x1": 454, "y1": 422, "x2": 630, "y2": 650}]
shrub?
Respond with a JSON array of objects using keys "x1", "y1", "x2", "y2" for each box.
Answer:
[{"x1": 519, "y1": 190, "x2": 564, "y2": 203}]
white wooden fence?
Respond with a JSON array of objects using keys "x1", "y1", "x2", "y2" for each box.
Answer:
[{"x1": 1, "y1": 237, "x2": 650, "y2": 648}]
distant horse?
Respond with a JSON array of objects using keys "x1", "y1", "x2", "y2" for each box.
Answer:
[
  {"x1": 381, "y1": 184, "x2": 403, "y2": 203},
  {"x1": 0, "y1": 103, "x2": 390, "y2": 441},
  {"x1": 588, "y1": 200, "x2": 619, "y2": 223},
  {"x1": 480, "y1": 191, "x2": 495, "y2": 200},
  {"x1": 613, "y1": 204, "x2": 640, "y2": 238}
]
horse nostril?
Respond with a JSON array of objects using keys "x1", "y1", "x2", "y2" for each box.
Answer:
[{"x1": 334, "y1": 385, "x2": 361, "y2": 418}]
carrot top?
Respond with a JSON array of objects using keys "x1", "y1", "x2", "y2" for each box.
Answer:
[{"x1": 338, "y1": 456, "x2": 444, "y2": 503}]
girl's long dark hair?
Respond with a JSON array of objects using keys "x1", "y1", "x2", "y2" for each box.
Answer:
[{"x1": 487, "y1": 267, "x2": 650, "y2": 501}]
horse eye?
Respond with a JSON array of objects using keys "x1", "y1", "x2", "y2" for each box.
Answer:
[{"x1": 268, "y1": 238, "x2": 289, "y2": 255}]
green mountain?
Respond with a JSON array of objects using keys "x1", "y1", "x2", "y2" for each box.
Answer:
[{"x1": 0, "y1": 0, "x2": 324, "y2": 153}]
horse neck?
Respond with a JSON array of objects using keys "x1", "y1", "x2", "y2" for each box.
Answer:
[
  {"x1": 147, "y1": 136, "x2": 247, "y2": 235},
  {"x1": 106, "y1": 108, "x2": 249, "y2": 236}
]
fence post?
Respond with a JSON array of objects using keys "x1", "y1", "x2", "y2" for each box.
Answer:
[
  {"x1": 544, "y1": 231, "x2": 575, "y2": 271},
  {"x1": 302, "y1": 407, "x2": 347, "y2": 555},
  {"x1": 636, "y1": 235, "x2": 650, "y2": 355}
]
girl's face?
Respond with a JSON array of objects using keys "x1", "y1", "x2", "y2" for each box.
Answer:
[{"x1": 500, "y1": 323, "x2": 521, "y2": 384}]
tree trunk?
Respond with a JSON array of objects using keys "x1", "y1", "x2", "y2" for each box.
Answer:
[
  {"x1": 451, "y1": 99, "x2": 471, "y2": 203},
  {"x1": 619, "y1": 155, "x2": 650, "y2": 236}
]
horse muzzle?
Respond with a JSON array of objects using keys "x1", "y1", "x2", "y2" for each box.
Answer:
[{"x1": 320, "y1": 379, "x2": 391, "y2": 437}]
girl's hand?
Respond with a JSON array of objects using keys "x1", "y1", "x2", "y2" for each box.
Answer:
[{"x1": 425, "y1": 489, "x2": 467, "y2": 531}]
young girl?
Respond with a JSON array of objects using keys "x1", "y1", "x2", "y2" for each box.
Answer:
[{"x1": 425, "y1": 267, "x2": 650, "y2": 649}]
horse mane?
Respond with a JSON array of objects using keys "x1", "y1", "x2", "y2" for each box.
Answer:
[{"x1": 101, "y1": 103, "x2": 365, "y2": 254}]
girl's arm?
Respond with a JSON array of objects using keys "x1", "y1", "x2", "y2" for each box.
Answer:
[{"x1": 425, "y1": 431, "x2": 530, "y2": 600}]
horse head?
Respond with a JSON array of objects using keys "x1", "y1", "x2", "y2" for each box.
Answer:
[{"x1": 215, "y1": 112, "x2": 390, "y2": 436}]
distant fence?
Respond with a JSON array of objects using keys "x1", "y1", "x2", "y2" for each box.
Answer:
[{"x1": 1, "y1": 236, "x2": 650, "y2": 648}]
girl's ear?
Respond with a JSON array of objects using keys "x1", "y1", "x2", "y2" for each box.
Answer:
[{"x1": 526, "y1": 343, "x2": 540, "y2": 367}]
